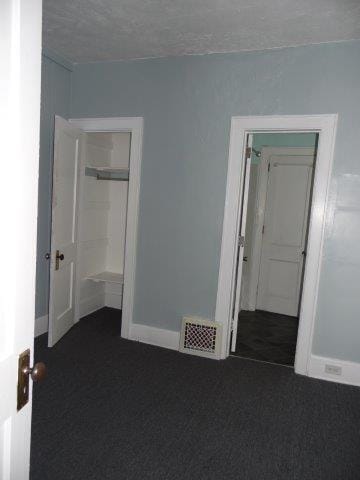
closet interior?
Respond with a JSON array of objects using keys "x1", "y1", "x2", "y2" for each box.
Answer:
[{"x1": 77, "y1": 131, "x2": 131, "y2": 318}]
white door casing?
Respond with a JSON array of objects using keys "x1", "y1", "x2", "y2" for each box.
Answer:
[
  {"x1": 256, "y1": 148, "x2": 315, "y2": 316},
  {"x1": 48, "y1": 116, "x2": 83, "y2": 347},
  {"x1": 0, "y1": 0, "x2": 41, "y2": 478},
  {"x1": 230, "y1": 135, "x2": 252, "y2": 352},
  {"x1": 215, "y1": 115, "x2": 337, "y2": 373},
  {"x1": 69, "y1": 117, "x2": 144, "y2": 340}
]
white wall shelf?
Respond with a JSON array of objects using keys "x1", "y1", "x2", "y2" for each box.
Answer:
[{"x1": 86, "y1": 271, "x2": 124, "y2": 284}]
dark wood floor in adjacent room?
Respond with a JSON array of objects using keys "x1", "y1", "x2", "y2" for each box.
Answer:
[
  {"x1": 234, "y1": 309, "x2": 299, "y2": 366},
  {"x1": 31, "y1": 308, "x2": 360, "y2": 480}
]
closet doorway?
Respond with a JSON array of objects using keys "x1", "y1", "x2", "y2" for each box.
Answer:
[{"x1": 48, "y1": 117, "x2": 143, "y2": 346}]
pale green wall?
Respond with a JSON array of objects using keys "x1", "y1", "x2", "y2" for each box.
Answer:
[
  {"x1": 69, "y1": 40, "x2": 360, "y2": 363},
  {"x1": 251, "y1": 133, "x2": 318, "y2": 163},
  {"x1": 35, "y1": 40, "x2": 360, "y2": 364},
  {"x1": 35, "y1": 53, "x2": 72, "y2": 318}
]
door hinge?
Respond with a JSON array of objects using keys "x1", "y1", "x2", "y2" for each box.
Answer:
[
  {"x1": 268, "y1": 163, "x2": 270, "y2": 172},
  {"x1": 238, "y1": 235, "x2": 245, "y2": 247},
  {"x1": 262, "y1": 224, "x2": 265, "y2": 234},
  {"x1": 231, "y1": 318, "x2": 234, "y2": 332},
  {"x1": 246, "y1": 146, "x2": 252, "y2": 159}
]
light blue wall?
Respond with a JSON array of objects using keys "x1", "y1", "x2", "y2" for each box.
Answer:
[
  {"x1": 69, "y1": 40, "x2": 360, "y2": 363},
  {"x1": 35, "y1": 54, "x2": 72, "y2": 318}
]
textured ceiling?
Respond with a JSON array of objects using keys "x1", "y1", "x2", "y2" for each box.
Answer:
[{"x1": 43, "y1": 0, "x2": 360, "y2": 63}]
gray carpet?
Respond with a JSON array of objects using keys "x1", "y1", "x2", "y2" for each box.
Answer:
[{"x1": 31, "y1": 308, "x2": 360, "y2": 480}]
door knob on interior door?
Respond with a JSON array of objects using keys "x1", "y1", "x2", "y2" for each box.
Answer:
[{"x1": 55, "y1": 249, "x2": 64, "y2": 270}]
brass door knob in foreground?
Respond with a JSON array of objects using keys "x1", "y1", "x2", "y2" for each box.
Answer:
[{"x1": 24, "y1": 362, "x2": 47, "y2": 382}]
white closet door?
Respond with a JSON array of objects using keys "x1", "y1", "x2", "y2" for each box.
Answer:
[
  {"x1": 256, "y1": 151, "x2": 314, "y2": 316},
  {"x1": 48, "y1": 116, "x2": 83, "y2": 347}
]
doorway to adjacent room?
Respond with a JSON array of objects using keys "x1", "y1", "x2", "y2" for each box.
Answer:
[
  {"x1": 215, "y1": 115, "x2": 337, "y2": 373},
  {"x1": 233, "y1": 135, "x2": 318, "y2": 366}
]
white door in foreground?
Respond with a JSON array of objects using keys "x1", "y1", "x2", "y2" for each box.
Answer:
[
  {"x1": 48, "y1": 117, "x2": 82, "y2": 347},
  {"x1": 257, "y1": 149, "x2": 315, "y2": 316},
  {"x1": 0, "y1": 0, "x2": 42, "y2": 478}
]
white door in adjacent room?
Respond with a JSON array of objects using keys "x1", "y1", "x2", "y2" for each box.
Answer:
[
  {"x1": 230, "y1": 135, "x2": 252, "y2": 351},
  {"x1": 256, "y1": 148, "x2": 315, "y2": 316}
]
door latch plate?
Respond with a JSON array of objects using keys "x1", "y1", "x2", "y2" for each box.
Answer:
[{"x1": 17, "y1": 349, "x2": 30, "y2": 411}]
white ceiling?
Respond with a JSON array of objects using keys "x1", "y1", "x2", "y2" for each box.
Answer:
[{"x1": 43, "y1": 0, "x2": 360, "y2": 63}]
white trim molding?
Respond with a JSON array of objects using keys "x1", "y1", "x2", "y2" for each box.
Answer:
[
  {"x1": 130, "y1": 324, "x2": 180, "y2": 351},
  {"x1": 35, "y1": 315, "x2": 48, "y2": 337},
  {"x1": 215, "y1": 115, "x2": 338, "y2": 375},
  {"x1": 69, "y1": 117, "x2": 144, "y2": 341},
  {"x1": 308, "y1": 355, "x2": 360, "y2": 387},
  {"x1": 79, "y1": 293, "x2": 105, "y2": 320}
]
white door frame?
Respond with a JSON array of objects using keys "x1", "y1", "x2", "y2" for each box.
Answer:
[
  {"x1": 215, "y1": 115, "x2": 338, "y2": 376},
  {"x1": 247, "y1": 146, "x2": 316, "y2": 313},
  {"x1": 69, "y1": 117, "x2": 143, "y2": 339}
]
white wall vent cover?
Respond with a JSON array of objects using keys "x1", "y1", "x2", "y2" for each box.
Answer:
[{"x1": 179, "y1": 316, "x2": 222, "y2": 359}]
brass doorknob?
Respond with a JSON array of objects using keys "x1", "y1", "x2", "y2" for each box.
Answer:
[{"x1": 24, "y1": 362, "x2": 46, "y2": 382}]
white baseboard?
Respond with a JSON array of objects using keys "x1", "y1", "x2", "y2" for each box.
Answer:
[
  {"x1": 240, "y1": 303, "x2": 255, "y2": 312},
  {"x1": 105, "y1": 292, "x2": 122, "y2": 309},
  {"x1": 308, "y1": 354, "x2": 360, "y2": 387},
  {"x1": 35, "y1": 314, "x2": 48, "y2": 337},
  {"x1": 80, "y1": 293, "x2": 105, "y2": 319},
  {"x1": 129, "y1": 323, "x2": 180, "y2": 351}
]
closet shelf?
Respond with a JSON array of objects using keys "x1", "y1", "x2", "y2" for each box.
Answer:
[
  {"x1": 85, "y1": 166, "x2": 129, "y2": 181},
  {"x1": 86, "y1": 271, "x2": 124, "y2": 284}
]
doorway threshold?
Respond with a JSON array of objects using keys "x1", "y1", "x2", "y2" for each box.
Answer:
[{"x1": 229, "y1": 353, "x2": 294, "y2": 369}]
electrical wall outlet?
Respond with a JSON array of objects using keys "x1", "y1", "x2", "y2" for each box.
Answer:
[{"x1": 325, "y1": 364, "x2": 342, "y2": 376}]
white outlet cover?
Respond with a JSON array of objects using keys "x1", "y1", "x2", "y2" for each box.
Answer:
[{"x1": 325, "y1": 364, "x2": 342, "y2": 376}]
